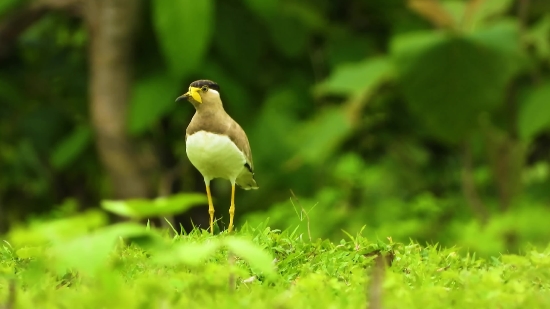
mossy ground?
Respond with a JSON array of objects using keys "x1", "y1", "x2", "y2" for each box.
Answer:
[{"x1": 1, "y1": 217, "x2": 549, "y2": 309}]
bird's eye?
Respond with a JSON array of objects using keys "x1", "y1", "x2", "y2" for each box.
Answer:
[{"x1": 201, "y1": 86, "x2": 209, "y2": 92}]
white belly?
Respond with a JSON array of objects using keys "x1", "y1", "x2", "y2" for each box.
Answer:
[{"x1": 186, "y1": 131, "x2": 246, "y2": 183}]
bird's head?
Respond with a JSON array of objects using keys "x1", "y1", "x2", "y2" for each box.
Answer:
[{"x1": 176, "y1": 79, "x2": 221, "y2": 109}]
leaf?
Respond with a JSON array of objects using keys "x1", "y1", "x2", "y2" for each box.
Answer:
[
  {"x1": 281, "y1": 2, "x2": 327, "y2": 32},
  {"x1": 316, "y1": 57, "x2": 393, "y2": 97},
  {"x1": 440, "y1": 0, "x2": 466, "y2": 27},
  {"x1": 267, "y1": 13, "x2": 310, "y2": 58},
  {"x1": 249, "y1": 87, "x2": 300, "y2": 165},
  {"x1": 101, "y1": 193, "x2": 207, "y2": 219},
  {"x1": 213, "y1": 2, "x2": 264, "y2": 86},
  {"x1": 127, "y1": 72, "x2": 180, "y2": 135},
  {"x1": 391, "y1": 22, "x2": 521, "y2": 143},
  {"x1": 527, "y1": 15, "x2": 550, "y2": 62},
  {"x1": 469, "y1": 20, "x2": 525, "y2": 76},
  {"x1": 101, "y1": 199, "x2": 150, "y2": 219},
  {"x1": 8, "y1": 210, "x2": 107, "y2": 247},
  {"x1": 288, "y1": 106, "x2": 353, "y2": 165},
  {"x1": 408, "y1": 0, "x2": 456, "y2": 29},
  {"x1": 390, "y1": 30, "x2": 446, "y2": 74},
  {"x1": 468, "y1": 0, "x2": 515, "y2": 28},
  {"x1": 0, "y1": 76, "x2": 23, "y2": 105},
  {"x1": 518, "y1": 82, "x2": 550, "y2": 141},
  {"x1": 152, "y1": 0, "x2": 214, "y2": 79},
  {"x1": 15, "y1": 247, "x2": 43, "y2": 259},
  {"x1": 224, "y1": 237, "x2": 276, "y2": 278},
  {"x1": 50, "y1": 125, "x2": 92, "y2": 170},
  {"x1": 153, "y1": 240, "x2": 221, "y2": 267},
  {"x1": 0, "y1": 0, "x2": 19, "y2": 15},
  {"x1": 241, "y1": 0, "x2": 278, "y2": 20},
  {"x1": 52, "y1": 233, "x2": 113, "y2": 275},
  {"x1": 325, "y1": 33, "x2": 376, "y2": 70},
  {"x1": 154, "y1": 193, "x2": 207, "y2": 214},
  {"x1": 51, "y1": 223, "x2": 156, "y2": 275}
]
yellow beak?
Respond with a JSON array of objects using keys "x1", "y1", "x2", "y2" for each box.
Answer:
[{"x1": 175, "y1": 87, "x2": 202, "y2": 103}]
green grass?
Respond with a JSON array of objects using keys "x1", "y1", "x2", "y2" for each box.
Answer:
[{"x1": 1, "y1": 212, "x2": 549, "y2": 308}]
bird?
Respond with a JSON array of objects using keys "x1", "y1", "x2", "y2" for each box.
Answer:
[{"x1": 176, "y1": 79, "x2": 258, "y2": 234}]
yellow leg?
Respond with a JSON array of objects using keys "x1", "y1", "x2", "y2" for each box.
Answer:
[
  {"x1": 228, "y1": 183, "x2": 236, "y2": 233},
  {"x1": 205, "y1": 184, "x2": 215, "y2": 235}
]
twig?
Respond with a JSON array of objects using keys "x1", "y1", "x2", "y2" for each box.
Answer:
[
  {"x1": 308, "y1": 45, "x2": 325, "y2": 83},
  {"x1": 407, "y1": 0, "x2": 457, "y2": 30},
  {"x1": 462, "y1": 0, "x2": 483, "y2": 30},
  {"x1": 367, "y1": 254, "x2": 386, "y2": 309},
  {"x1": 0, "y1": 279, "x2": 16, "y2": 309},
  {"x1": 516, "y1": 0, "x2": 542, "y2": 86},
  {"x1": 517, "y1": 0, "x2": 530, "y2": 33},
  {"x1": 461, "y1": 142, "x2": 489, "y2": 225},
  {"x1": 228, "y1": 251, "x2": 236, "y2": 292}
]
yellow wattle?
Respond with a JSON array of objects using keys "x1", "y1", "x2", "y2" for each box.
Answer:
[{"x1": 190, "y1": 87, "x2": 202, "y2": 103}]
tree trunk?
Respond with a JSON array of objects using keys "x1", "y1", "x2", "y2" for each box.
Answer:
[{"x1": 85, "y1": 0, "x2": 150, "y2": 199}]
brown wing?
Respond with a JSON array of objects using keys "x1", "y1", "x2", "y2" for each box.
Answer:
[{"x1": 228, "y1": 121, "x2": 254, "y2": 172}]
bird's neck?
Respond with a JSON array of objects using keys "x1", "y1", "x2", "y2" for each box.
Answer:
[
  {"x1": 188, "y1": 106, "x2": 232, "y2": 135},
  {"x1": 195, "y1": 102, "x2": 226, "y2": 115}
]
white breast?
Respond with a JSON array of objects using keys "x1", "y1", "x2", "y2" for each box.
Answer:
[{"x1": 186, "y1": 131, "x2": 247, "y2": 184}]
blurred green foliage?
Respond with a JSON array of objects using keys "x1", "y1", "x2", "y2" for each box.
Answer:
[
  {"x1": 1, "y1": 0, "x2": 550, "y2": 257},
  {"x1": 100, "y1": 193, "x2": 207, "y2": 220},
  {"x1": 0, "y1": 212, "x2": 549, "y2": 308}
]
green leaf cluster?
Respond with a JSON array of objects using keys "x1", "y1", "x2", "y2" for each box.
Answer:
[{"x1": 1, "y1": 218, "x2": 549, "y2": 308}]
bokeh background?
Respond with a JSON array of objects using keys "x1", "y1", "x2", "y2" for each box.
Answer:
[{"x1": 1, "y1": 0, "x2": 549, "y2": 256}]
